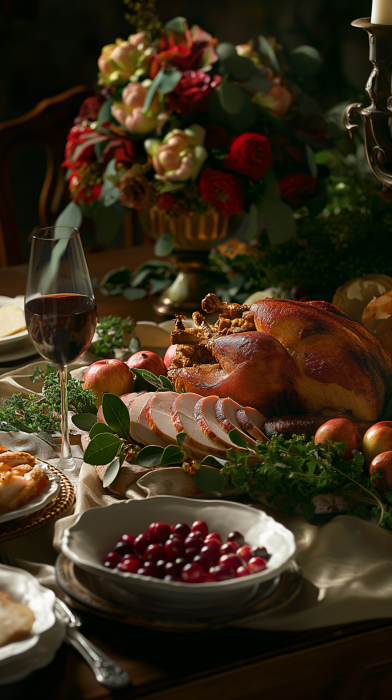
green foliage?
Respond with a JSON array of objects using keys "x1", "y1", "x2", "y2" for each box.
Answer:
[
  {"x1": 90, "y1": 316, "x2": 135, "y2": 357},
  {"x1": 129, "y1": 367, "x2": 175, "y2": 392}
]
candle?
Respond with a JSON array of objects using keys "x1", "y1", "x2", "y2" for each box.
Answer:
[{"x1": 371, "y1": 0, "x2": 392, "y2": 23}]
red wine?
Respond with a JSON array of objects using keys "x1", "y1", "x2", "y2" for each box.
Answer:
[{"x1": 25, "y1": 294, "x2": 97, "y2": 365}]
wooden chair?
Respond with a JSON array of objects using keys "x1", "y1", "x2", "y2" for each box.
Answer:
[{"x1": 0, "y1": 85, "x2": 93, "y2": 267}]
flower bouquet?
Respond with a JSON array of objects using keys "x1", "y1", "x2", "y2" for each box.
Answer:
[{"x1": 59, "y1": 6, "x2": 339, "y2": 312}]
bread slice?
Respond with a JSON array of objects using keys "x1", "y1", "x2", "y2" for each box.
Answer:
[{"x1": 0, "y1": 591, "x2": 35, "y2": 647}]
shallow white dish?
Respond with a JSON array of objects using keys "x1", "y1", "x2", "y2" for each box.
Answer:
[
  {"x1": 0, "y1": 337, "x2": 37, "y2": 364},
  {"x1": 0, "y1": 564, "x2": 57, "y2": 668},
  {"x1": 0, "y1": 466, "x2": 60, "y2": 524},
  {"x1": 0, "y1": 296, "x2": 28, "y2": 351},
  {"x1": 62, "y1": 496, "x2": 296, "y2": 611}
]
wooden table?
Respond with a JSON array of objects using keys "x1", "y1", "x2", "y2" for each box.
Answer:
[{"x1": 2, "y1": 246, "x2": 392, "y2": 700}]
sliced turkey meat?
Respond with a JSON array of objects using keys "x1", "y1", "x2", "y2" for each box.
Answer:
[
  {"x1": 236, "y1": 407, "x2": 268, "y2": 442},
  {"x1": 214, "y1": 398, "x2": 256, "y2": 444},
  {"x1": 129, "y1": 392, "x2": 167, "y2": 447},
  {"x1": 194, "y1": 396, "x2": 240, "y2": 450},
  {"x1": 171, "y1": 393, "x2": 227, "y2": 458},
  {"x1": 145, "y1": 391, "x2": 179, "y2": 445}
]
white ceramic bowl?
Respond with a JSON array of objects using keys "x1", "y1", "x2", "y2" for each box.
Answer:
[
  {"x1": 0, "y1": 565, "x2": 56, "y2": 665},
  {"x1": 62, "y1": 496, "x2": 296, "y2": 611}
]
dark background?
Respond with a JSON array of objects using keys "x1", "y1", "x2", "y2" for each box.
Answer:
[{"x1": 0, "y1": 0, "x2": 375, "y2": 259}]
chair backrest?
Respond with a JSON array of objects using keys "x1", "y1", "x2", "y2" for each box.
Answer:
[{"x1": 0, "y1": 85, "x2": 93, "y2": 267}]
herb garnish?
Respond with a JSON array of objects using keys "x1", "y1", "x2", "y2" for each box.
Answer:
[{"x1": 89, "y1": 316, "x2": 136, "y2": 357}]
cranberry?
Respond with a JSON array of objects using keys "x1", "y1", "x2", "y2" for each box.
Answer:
[
  {"x1": 190, "y1": 520, "x2": 208, "y2": 538},
  {"x1": 138, "y1": 561, "x2": 157, "y2": 577},
  {"x1": 205, "y1": 532, "x2": 222, "y2": 543},
  {"x1": 164, "y1": 538, "x2": 185, "y2": 561},
  {"x1": 220, "y1": 542, "x2": 238, "y2": 556},
  {"x1": 237, "y1": 545, "x2": 251, "y2": 562},
  {"x1": 209, "y1": 565, "x2": 235, "y2": 581},
  {"x1": 202, "y1": 572, "x2": 216, "y2": 583},
  {"x1": 155, "y1": 559, "x2": 167, "y2": 578},
  {"x1": 147, "y1": 522, "x2": 171, "y2": 543},
  {"x1": 172, "y1": 522, "x2": 191, "y2": 539},
  {"x1": 181, "y1": 562, "x2": 204, "y2": 583},
  {"x1": 228, "y1": 530, "x2": 245, "y2": 546},
  {"x1": 203, "y1": 537, "x2": 221, "y2": 550},
  {"x1": 227, "y1": 540, "x2": 239, "y2": 552},
  {"x1": 200, "y1": 545, "x2": 220, "y2": 564},
  {"x1": 192, "y1": 554, "x2": 211, "y2": 572},
  {"x1": 236, "y1": 566, "x2": 250, "y2": 578},
  {"x1": 120, "y1": 533, "x2": 136, "y2": 546},
  {"x1": 248, "y1": 556, "x2": 267, "y2": 573},
  {"x1": 119, "y1": 558, "x2": 140, "y2": 573},
  {"x1": 121, "y1": 552, "x2": 141, "y2": 561},
  {"x1": 143, "y1": 543, "x2": 166, "y2": 563},
  {"x1": 164, "y1": 574, "x2": 176, "y2": 581},
  {"x1": 170, "y1": 525, "x2": 176, "y2": 534},
  {"x1": 167, "y1": 533, "x2": 185, "y2": 543},
  {"x1": 184, "y1": 533, "x2": 204, "y2": 549},
  {"x1": 218, "y1": 554, "x2": 243, "y2": 572},
  {"x1": 103, "y1": 552, "x2": 120, "y2": 569},
  {"x1": 251, "y1": 546, "x2": 271, "y2": 561},
  {"x1": 164, "y1": 560, "x2": 182, "y2": 577},
  {"x1": 184, "y1": 546, "x2": 200, "y2": 562},
  {"x1": 134, "y1": 533, "x2": 150, "y2": 555},
  {"x1": 174, "y1": 557, "x2": 185, "y2": 570},
  {"x1": 114, "y1": 541, "x2": 134, "y2": 557}
]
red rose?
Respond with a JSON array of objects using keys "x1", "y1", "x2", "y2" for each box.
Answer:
[
  {"x1": 279, "y1": 173, "x2": 317, "y2": 207},
  {"x1": 204, "y1": 124, "x2": 228, "y2": 149},
  {"x1": 63, "y1": 125, "x2": 108, "y2": 169},
  {"x1": 199, "y1": 168, "x2": 244, "y2": 217},
  {"x1": 103, "y1": 139, "x2": 136, "y2": 167},
  {"x1": 167, "y1": 71, "x2": 221, "y2": 117},
  {"x1": 224, "y1": 133, "x2": 273, "y2": 180},
  {"x1": 76, "y1": 95, "x2": 105, "y2": 122}
]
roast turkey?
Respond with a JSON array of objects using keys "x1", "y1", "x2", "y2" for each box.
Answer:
[{"x1": 169, "y1": 295, "x2": 392, "y2": 422}]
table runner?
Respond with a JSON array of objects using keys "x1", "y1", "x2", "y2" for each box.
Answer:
[{"x1": 2, "y1": 361, "x2": 392, "y2": 631}]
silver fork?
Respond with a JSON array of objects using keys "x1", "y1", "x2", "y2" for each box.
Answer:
[{"x1": 54, "y1": 598, "x2": 131, "y2": 690}]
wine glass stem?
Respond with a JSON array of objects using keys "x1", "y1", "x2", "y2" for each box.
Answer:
[{"x1": 59, "y1": 365, "x2": 75, "y2": 471}]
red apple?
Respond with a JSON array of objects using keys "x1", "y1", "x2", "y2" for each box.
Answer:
[
  {"x1": 83, "y1": 359, "x2": 134, "y2": 406},
  {"x1": 314, "y1": 418, "x2": 360, "y2": 461},
  {"x1": 126, "y1": 350, "x2": 167, "y2": 377},
  {"x1": 164, "y1": 344, "x2": 177, "y2": 368},
  {"x1": 363, "y1": 422, "x2": 392, "y2": 468},
  {"x1": 369, "y1": 451, "x2": 392, "y2": 491}
]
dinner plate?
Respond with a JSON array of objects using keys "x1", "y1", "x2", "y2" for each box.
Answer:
[
  {"x1": 0, "y1": 296, "x2": 28, "y2": 351},
  {"x1": 0, "y1": 337, "x2": 37, "y2": 364},
  {"x1": 55, "y1": 554, "x2": 302, "y2": 631},
  {"x1": 0, "y1": 465, "x2": 60, "y2": 524}
]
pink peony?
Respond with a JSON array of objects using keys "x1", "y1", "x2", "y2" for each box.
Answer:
[
  {"x1": 98, "y1": 34, "x2": 151, "y2": 86},
  {"x1": 145, "y1": 125, "x2": 207, "y2": 182},
  {"x1": 111, "y1": 81, "x2": 167, "y2": 135}
]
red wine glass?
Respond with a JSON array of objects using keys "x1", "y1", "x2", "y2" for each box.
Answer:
[{"x1": 25, "y1": 227, "x2": 97, "y2": 471}]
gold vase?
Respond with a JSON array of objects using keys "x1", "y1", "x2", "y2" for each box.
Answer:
[{"x1": 139, "y1": 207, "x2": 229, "y2": 317}]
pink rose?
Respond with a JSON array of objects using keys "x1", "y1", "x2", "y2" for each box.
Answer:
[{"x1": 145, "y1": 125, "x2": 207, "y2": 182}]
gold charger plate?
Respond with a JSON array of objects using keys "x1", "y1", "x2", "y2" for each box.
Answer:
[
  {"x1": 55, "y1": 554, "x2": 302, "y2": 631},
  {"x1": 0, "y1": 464, "x2": 75, "y2": 540}
]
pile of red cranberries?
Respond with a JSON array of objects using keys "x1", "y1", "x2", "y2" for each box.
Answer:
[{"x1": 103, "y1": 520, "x2": 270, "y2": 583}]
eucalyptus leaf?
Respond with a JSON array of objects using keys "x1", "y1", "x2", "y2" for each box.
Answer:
[
  {"x1": 131, "y1": 266, "x2": 153, "y2": 288},
  {"x1": 228, "y1": 98, "x2": 256, "y2": 131},
  {"x1": 94, "y1": 205, "x2": 121, "y2": 246},
  {"x1": 94, "y1": 140, "x2": 109, "y2": 163},
  {"x1": 306, "y1": 143, "x2": 318, "y2": 178},
  {"x1": 72, "y1": 413, "x2": 98, "y2": 432},
  {"x1": 137, "y1": 445, "x2": 164, "y2": 468},
  {"x1": 128, "y1": 337, "x2": 141, "y2": 354},
  {"x1": 228, "y1": 428, "x2": 248, "y2": 449},
  {"x1": 225, "y1": 55, "x2": 256, "y2": 82},
  {"x1": 150, "y1": 278, "x2": 171, "y2": 295},
  {"x1": 244, "y1": 203, "x2": 258, "y2": 241},
  {"x1": 242, "y1": 73, "x2": 272, "y2": 94},
  {"x1": 176, "y1": 432, "x2": 188, "y2": 448},
  {"x1": 96, "y1": 99, "x2": 113, "y2": 132},
  {"x1": 143, "y1": 70, "x2": 164, "y2": 113},
  {"x1": 165, "y1": 16, "x2": 187, "y2": 32},
  {"x1": 103, "y1": 454, "x2": 125, "y2": 488},
  {"x1": 201, "y1": 455, "x2": 229, "y2": 468},
  {"x1": 105, "y1": 158, "x2": 117, "y2": 177},
  {"x1": 84, "y1": 433, "x2": 122, "y2": 465},
  {"x1": 195, "y1": 465, "x2": 226, "y2": 496},
  {"x1": 56, "y1": 202, "x2": 82, "y2": 229},
  {"x1": 101, "y1": 179, "x2": 120, "y2": 207},
  {"x1": 102, "y1": 393, "x2": 130, "y2": 439},
  {"x1": 259, "y1": 200, "x2": 297, "y2": 245},
  {"x1": 129, "y1": 367, "x2": 164, "y2": 391},
  {"x1": 216, "y1": 42, "x2": 237, "y2": 61},
  {"x1": 123, "y1": 287, "x2": 146, "y2": 300},
  {"x1": 290, "y1": 45, "x2": 323, "y2": 77},
  {"x1": 218, "y1": 81, "x2": 245, "y2": 115},
  {"x1": 90, "y1": 422, "x2": 114, "y2": 439},
  {"x1": 160, "y1": 444, "x2": 184, "y2": 466},
  {"x1": 160, "y1": 70, "x2": 182, "y2": 95},
  {"x1": 258, "y1": 36, "x2": 280, "y2": 73},
  {"x1": 263, "y1": 169, "x2": 281, "y2": 201},
  {"x1": 155, "y1": 231, "x2": 175, "y2": 257},
  {"x1": 101, "y1": 268, "x2": 131, "y2": 288}
]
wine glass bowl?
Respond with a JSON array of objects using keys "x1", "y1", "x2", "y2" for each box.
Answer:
[{"x1": 25, "y1": 227, "x2": 97, "y2": 470}]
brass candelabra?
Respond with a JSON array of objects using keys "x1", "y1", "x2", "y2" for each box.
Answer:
[{"x1": 344, "y1": 18, "x2": 392, "y2": 193}]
